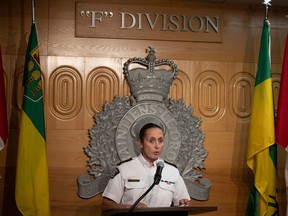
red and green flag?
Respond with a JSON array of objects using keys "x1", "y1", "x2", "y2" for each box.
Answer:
[
  {"x1": 245, "y1": 19, "x2": 278, "y2": 216},
  {"x1": 15, "y1": 22, "x2": 50, "y2": 216},
  {"x1": 275, "y1": 33, "x2": 288, "y2": 215},
  {"x1": 276, "y1": 33, "x2": 288, "y2": 149}
]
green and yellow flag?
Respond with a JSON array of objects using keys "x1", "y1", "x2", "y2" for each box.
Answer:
[
  {"x1": 245, "y1": 19, "x2": 278, "y2": 216},
  {"x1": 15, "y1": 22, "x2": 50, "y2": 216}
]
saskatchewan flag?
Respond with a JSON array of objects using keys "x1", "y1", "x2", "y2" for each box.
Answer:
[
  {"x1": 15, "y1": 22, "x2": 50, "y2": 216},
  {"x1": 245, "y1": 19, "x2": 278, "y2": 216}
]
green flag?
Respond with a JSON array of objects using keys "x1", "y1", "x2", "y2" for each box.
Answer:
[
  {"x1": 245, "y1": 19, "x2": 278, "y2": 216},
  {"x1": 15, "y1": 22, "x2": 50, "y2": 216}
]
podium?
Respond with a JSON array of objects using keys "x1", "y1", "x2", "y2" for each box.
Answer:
[{"x1": 104, "y1": 206, "x2": 218, "y2": 216}]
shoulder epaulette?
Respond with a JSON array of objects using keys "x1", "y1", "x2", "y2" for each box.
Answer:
[
  {"x1": 164, "y1": 160, "x2": 177, "y2": 168},
  {"x1": 117, "y1": 158, "x2": 132, "y2": 166}
]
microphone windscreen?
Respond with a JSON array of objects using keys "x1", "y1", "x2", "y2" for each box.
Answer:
[{"x1": 157, "y1": 160, "x2": 164, "y2": 168}]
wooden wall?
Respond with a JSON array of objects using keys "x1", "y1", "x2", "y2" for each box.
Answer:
[{"x1": 0, "y1": 0, "x2": 288, "y2": 215}]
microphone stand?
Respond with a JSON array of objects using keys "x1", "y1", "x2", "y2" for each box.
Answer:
[{"x1": 126, "y1": 175, "x2": 161, "y2": 216}]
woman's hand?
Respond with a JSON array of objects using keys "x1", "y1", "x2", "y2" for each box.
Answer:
[
  {"x1": 179, "y1": 199, "x2": 190, "y2": 206},
  {"x1": 135, "y1": 202, "x2": 148, "y2": 208},
  {"x1": 122, "y1": 202, "x2": 147, "y2": 209}
]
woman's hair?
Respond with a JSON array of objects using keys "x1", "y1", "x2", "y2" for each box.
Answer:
[{"x1": 139, "y1": 123, "x2": 164, "y2": 143}]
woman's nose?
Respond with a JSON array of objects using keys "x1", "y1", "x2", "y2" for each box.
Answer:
[{"x1": 155, "y1": 142, "x2": 161, "y2": 148}]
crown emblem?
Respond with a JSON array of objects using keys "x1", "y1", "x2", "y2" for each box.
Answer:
[{"x1": 123, "y1": 46, "x2": 178, "y2": 102}]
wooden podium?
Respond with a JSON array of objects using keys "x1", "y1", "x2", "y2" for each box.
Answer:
[{"x1": 104, "y1": 206, "x2": 218, "y2": 216}]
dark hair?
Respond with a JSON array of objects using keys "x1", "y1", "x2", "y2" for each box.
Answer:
[{"x1": 139, "y1": 123, "x2": 164, "y2": 143}]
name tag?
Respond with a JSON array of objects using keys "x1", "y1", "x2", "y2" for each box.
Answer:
[{"x1": 128, "y1": 179, "x2": 140, "y2": 182}]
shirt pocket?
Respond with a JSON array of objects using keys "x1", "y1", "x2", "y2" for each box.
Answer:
[
  {"x1": 153, "y1": 181, "x2": 176, "y2": 206},
  {"x1": 124, "y1": 179, "x2": 146, "y2": 190},
  {"x1": 159, "y1": 180, "x2": 176, "y2": 192},
  {"x1": 122, "y1": 179, "x2": 147, "y2": 204}
]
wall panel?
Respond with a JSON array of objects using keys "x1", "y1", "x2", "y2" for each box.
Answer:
[{"x1": 0, "y1": 0, "x2": 287, "y2": 215}]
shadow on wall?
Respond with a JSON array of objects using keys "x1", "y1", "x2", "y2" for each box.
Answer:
[
  {"x1": 2, "y1": 0, "x2": 27, "y2": 215},
  {"x1": 74, "y1": 195, "x2": 103, "y2": 216},
  {"x1": 230, "y1": 8, "x2": 256, "y2": 215}
]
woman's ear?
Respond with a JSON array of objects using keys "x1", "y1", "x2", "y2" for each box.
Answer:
[{"x1": 137, "y1": 139, "x2": 143, "y2": 149}]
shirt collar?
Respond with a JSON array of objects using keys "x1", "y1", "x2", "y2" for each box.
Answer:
[{"x1": 137, "y1": 153, "x2": 162, "y2": 168}]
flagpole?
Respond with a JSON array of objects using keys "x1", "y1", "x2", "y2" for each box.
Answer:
[
  {"x1": 16, "y1": 0, "x2": 50, "y2": 213},
  {"x1": 32, "y1": 0, "x2": 35, "y2": 23},
  {"x1": 263, "y1": 0, "x2": 271, "y2": 20}
]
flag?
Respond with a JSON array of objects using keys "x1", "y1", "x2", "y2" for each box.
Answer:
[
  {"x1": 276, "y1": 33, "x2": 288, "y2": 149},
  {"x1": 245, "y1": 19, "x2": 278, "y2": 215},
  {"x1": 0, "y1": 46, "x2": 8, "y2": 151},
  {"x1": 275, "y1": 33, "x2": 288, "y2": 216},
  {"x1": 15, "y1": 22, "x2": 50, "y2": 216}
]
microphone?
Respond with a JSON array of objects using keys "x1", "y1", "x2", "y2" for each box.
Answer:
[
  {"x1": 126, "y1": 160, "x2": 165, "y2": 216},
  {"x1": 154, "y1": 160, "x2": 164, "y2": 184}
]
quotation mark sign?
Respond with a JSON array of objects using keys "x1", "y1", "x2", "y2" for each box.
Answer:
[{"x1": 80, "y1": 11, "x2": 114, "y2": 27}]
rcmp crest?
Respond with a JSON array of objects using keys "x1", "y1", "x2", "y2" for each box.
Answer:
[{"x1": 77, "y1": 46, "x2": 211, "y2": 200}]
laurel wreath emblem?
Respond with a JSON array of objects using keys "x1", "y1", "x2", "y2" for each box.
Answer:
[{"x1": 84, "y1": 96, "x2": 207, "y2": 185}]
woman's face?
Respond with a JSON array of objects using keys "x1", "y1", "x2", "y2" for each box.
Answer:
[{"x1": 139, "y1": 127, "x2": 164, "y2": 165}]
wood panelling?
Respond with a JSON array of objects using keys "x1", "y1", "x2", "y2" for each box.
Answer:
[{"x1": 1, "y1": 0, "x2": 288, "y2": 216}]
